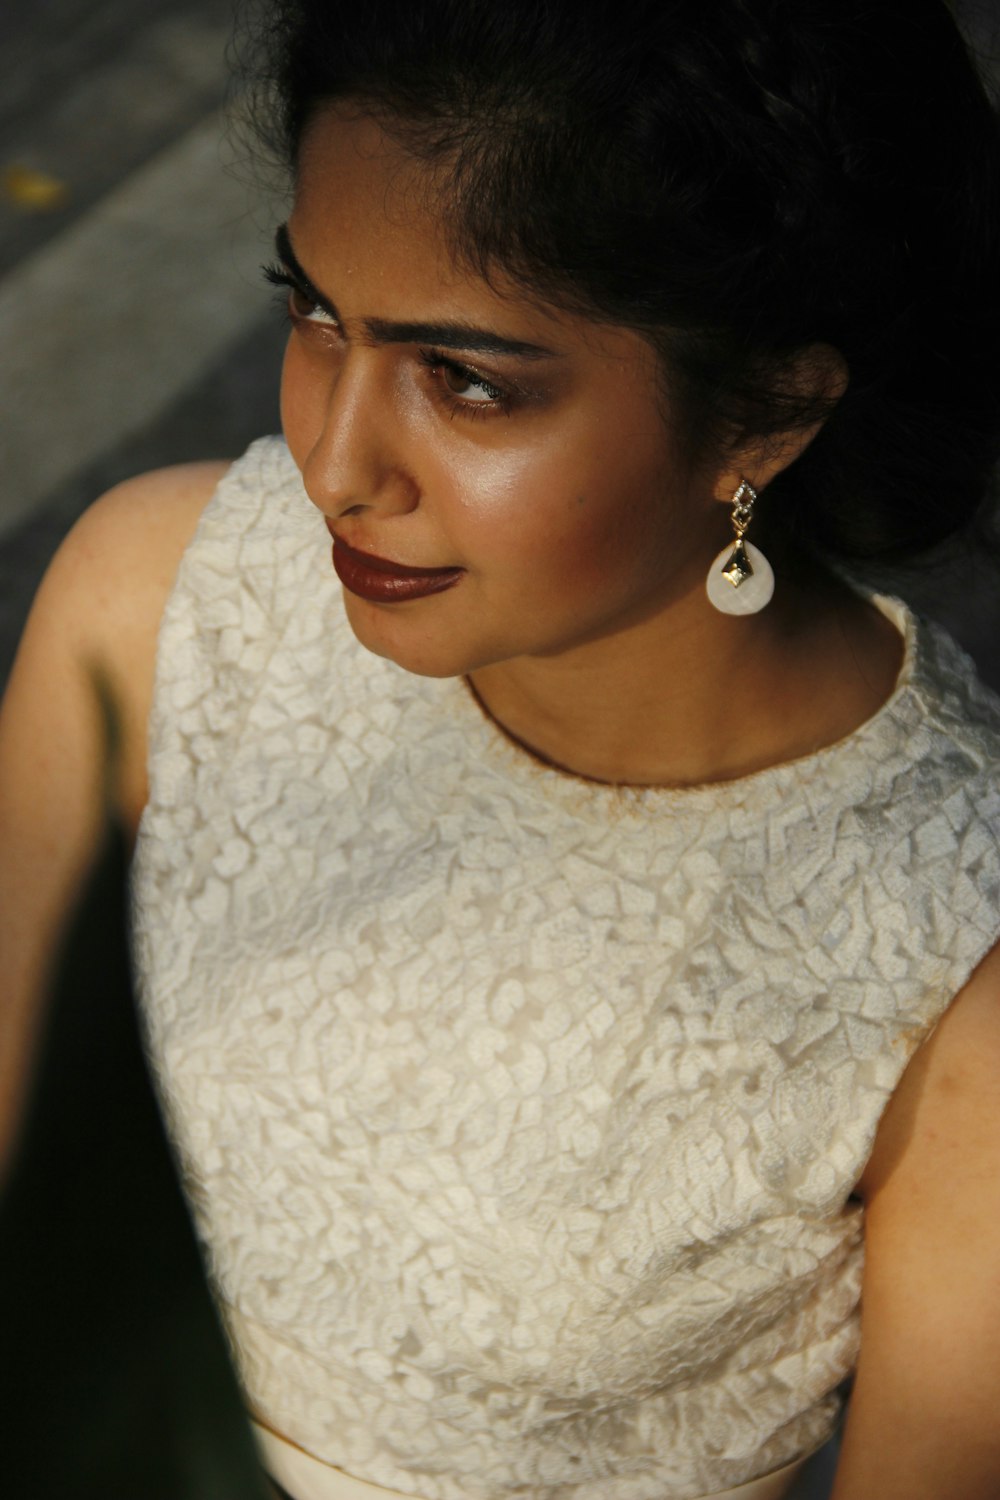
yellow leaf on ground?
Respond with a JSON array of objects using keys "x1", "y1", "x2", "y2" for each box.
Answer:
[{"x1": 3, "y1": 165, "x2": 69, "y2": 211}]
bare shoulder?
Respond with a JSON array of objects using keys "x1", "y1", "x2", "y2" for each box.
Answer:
[
  {"x1": 856, "y1": 940, "x2": 1000, "y2": 1205},
  {"x1": 73, "y1": 459, "x2": 231, "y2": 823},
  {"x1": 7, "y1": 459, "x2": 231, "y2": 837},
  {"x1": 835, "y1": 942, "x2": 1000, "y2": 1497},
  {"x1": 50, "y1": 458, "x2": 230, "y2": 605},
  {"x1": 0, "y1": 461, "x2": 230, "y2": 1161},
  {"x1": 36, "y1": 459, "x2": 228, "y2": 625}
]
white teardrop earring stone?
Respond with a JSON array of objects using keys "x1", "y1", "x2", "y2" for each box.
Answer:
[{"x1": 705, "y1": 539, "x2": 775, "y2": 615}]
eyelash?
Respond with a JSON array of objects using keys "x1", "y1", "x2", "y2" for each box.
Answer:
[{"x1": 260, "y1": 262, "x2": 513, "y2": 420}]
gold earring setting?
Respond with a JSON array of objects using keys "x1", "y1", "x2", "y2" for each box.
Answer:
[{"x1": 705, "y1": 480, "x2": 775, "y2": 615}]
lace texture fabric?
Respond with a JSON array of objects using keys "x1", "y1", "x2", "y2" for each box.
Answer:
[{"x1": 132, "y1": 437, "x2": 1000, "y2": 1500}]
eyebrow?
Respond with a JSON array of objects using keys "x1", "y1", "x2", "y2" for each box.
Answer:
[{"x1": 274, "y1": 224, "x2": 559, "y2": 361}]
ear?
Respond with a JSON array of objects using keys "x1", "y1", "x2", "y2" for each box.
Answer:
[{"x1": 710, "y1": 343, "x2": 848, "y2": 503}]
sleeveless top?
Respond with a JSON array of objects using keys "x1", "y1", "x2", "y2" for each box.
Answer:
[{"x1": 131, "y1": 436, "x2": 1000, "y2": 1500}]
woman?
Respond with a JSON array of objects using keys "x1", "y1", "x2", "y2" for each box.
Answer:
[{"x1": 2, "y1": 1, "x2": 1000, "y2": 1496}]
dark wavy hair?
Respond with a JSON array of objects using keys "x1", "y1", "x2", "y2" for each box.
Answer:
[{"x1": 239, "y1": 0, "x2": 1000, "y2": 566}]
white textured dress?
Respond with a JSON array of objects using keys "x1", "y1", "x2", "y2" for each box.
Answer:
[{"x1": 132, "y1": 437, "x2": 1000, "y2": 1500}]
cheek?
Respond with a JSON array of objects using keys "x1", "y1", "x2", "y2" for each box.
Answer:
[
  {"x1": 554, "y1": 495, "x2": 670, "y2": 605},
  {"x1": 279, "y1": 337, "x2": 325, "y2": 464},
  {"x1": 443, "y1": 437, "x2": 677, "y2": 593}
]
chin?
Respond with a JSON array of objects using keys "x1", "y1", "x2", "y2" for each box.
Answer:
[{"x1": 341, "y1": 592, "x2": 480, "y2": 680}]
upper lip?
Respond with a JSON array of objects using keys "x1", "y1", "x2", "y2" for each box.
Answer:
[{"x1": 325, "y1": 522, "x2": 462, "y2": 577}]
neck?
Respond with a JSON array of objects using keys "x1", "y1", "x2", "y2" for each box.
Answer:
[{"x1": 467, "y1": 562, "x2": 903, "y2": 787}]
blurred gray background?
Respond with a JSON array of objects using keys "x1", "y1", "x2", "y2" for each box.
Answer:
[
  {"x1": 0, "y1": 3, "x2": 998, "y2": 1497},
  {"x1": 0, "y1": 0, "x2": 288, "y2": 684}
]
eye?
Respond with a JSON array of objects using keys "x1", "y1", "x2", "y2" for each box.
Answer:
[
  {"x1": 420, "y1": 350, "x2": 510, "y2": 414},
  {"x1": 288, "y1": 286, "x2": 338, "y2": 327},
  {"x1": 440, "y1": 361, "x2": 503, "y2": 403},
  {"x1": 261, "y1": 262, "x2": 338, "y2": 328}
]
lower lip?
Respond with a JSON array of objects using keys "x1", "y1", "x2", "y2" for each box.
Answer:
[{"x1": 331, "y1": 540, "x2": 464, "y2": 603}]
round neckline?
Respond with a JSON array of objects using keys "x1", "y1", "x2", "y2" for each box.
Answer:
[{"x1": 438, "y1": 592, "x2": 921, "y2": 821}]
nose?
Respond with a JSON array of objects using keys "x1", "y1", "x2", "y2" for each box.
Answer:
[{"x1": 300, "y1": 350, "x2": 419, "y2": 521}]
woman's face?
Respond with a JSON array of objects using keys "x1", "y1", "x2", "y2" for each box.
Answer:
[{"x1": 279, "y1": 108, "x2": 727, "y2": 680}]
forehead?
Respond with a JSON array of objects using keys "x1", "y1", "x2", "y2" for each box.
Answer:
[
  {"x1": 296, "y1": 108, "x2": 441, "y2": 247},
  {"x1": 294, "y1": 108, "x2": 481, "y2": 303},
  {"x1": 291, "y1": 105, "x2": 658, "y2": 371}
]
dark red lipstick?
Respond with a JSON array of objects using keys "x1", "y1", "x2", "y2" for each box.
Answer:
[{"x1": 327, "y1": 527, "x2": 464, "y2": 603}]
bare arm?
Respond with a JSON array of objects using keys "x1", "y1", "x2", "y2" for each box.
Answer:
[
  {"x1": 0, "y1": 461, "x2": 228, "y2": 1174},
  {"x1": 831, "y1": 941, "x2": 1000, "y2": 1499}
]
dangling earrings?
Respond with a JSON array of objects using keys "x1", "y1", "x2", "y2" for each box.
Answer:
[{"x1": 705, "y1": 479, "x2": 775, "y2": 615}]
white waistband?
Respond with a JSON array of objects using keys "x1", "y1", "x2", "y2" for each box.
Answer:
[{"x1": 251, "y1": 1421, "x2": 821, "y2": 1500}]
